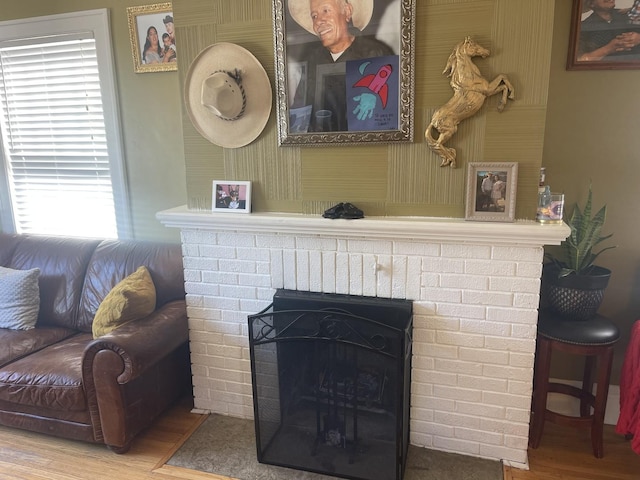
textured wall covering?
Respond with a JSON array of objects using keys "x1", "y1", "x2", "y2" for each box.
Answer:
[{"x1": 174, "y1": 0, "x2": 555, "y2": 219}]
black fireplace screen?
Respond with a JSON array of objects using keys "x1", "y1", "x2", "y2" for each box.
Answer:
[{"x1": 248, "y1": 289, "x2": 413, "y2": 480}]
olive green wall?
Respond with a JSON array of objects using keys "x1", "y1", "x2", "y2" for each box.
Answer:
[
  {"x1": 174, "y1": 0, "x2": 555, "y2": 218},
  {"x1": 543, "y1": 1, "x2": 640, "y2": 384},
  {"x1": 0, "y1": 1, "x2": 186, "y2": 242}
]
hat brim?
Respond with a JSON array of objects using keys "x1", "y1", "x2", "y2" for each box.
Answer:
[
  {"x1": 184, "y1": 43, "x2": 272, "y2": 149},
  {"x1": 288, "y1": 0, "x2": 373, "y2": 35}
]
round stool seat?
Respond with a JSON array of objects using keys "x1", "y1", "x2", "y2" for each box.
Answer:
[
  {"x1": 530, "y1": 310, "x2": 620, "y2": 458},
  {"x1": 538, "y1": 311, "x2": 620, "y2": 346}
]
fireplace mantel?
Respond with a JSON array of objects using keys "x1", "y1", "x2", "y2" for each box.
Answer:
[{"x1": 157, "y1": 205, "x2": 570, "y2": 246}]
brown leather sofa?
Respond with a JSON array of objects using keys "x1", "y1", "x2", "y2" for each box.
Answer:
[{"x1": 0, "y1": 233, "x2": 191, "y2": 452}]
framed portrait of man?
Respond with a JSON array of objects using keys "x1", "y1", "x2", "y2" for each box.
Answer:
[
  {"x1": 567, "y1": 0, "x2": 640, "y2": 70},
  {"x1": 273, "y1": 0, "x2": 416, "y2": 145}
]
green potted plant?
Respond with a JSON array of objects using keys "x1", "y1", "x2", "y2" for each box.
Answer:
[{"x1": 541, "y1": 185, "x2": 616, "y2": 321}]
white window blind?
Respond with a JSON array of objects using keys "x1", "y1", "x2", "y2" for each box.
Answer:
[
  {"x1": 0, "y1": 35, "x2": 118, "y2": 237},
  {"x1": 0, "y1": 9, "x2": 131, "y2": 239}
]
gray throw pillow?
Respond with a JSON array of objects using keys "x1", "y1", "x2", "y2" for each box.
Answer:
[{"x1": 0, "y1": 266, "x2": 40, "y2": 330}]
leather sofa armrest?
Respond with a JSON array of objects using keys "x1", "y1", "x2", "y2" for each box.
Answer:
[
  {"x1": 81, "y1": 300, "x2": 188, "y2": 450},
  {"x1": 82, "y1": 300, "x2": 188, "y2": 383}
]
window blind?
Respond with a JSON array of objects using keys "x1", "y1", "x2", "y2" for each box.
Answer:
[{"x1": 0, "y1": 35, "x2": 118, "y2": 237}]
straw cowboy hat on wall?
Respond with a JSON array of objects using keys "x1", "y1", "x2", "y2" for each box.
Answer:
[{"x1": 184, "y1": 42, "x2": 272, "y2": 149}]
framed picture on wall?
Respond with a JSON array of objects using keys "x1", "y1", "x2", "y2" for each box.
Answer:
[
  {"x1": 465, "y1": 162, "x2": 518, "y2": 222},
  {"x1": 273, "y1": 0, "x2": 416, "y2": 146},
  {"x1": 212, "y1": 181, "x2": 252, "y2": 213},
  {"x1": 567, "y1": 0, "x2": 640, "y2": 70},
  {"x1": 126, "y1": 2, "x2": 177, "y2": 73}
]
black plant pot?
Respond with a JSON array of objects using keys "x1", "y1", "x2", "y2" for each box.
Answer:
[{"x1": 540, "y1": 264, "x2": 611, "y2": 321}]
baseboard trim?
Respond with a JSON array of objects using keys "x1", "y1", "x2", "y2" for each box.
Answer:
[{"x1": 547, "y1": 378, "x2": 620, "y2": 425}]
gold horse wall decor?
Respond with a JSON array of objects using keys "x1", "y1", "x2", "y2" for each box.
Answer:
[{"x1": 425, "y1": 37, "x2": 515, "y2": 168}]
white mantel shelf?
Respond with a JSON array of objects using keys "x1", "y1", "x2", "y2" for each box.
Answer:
[{"x1": 157, "y1": 205, "x2": 570, "y2": 247}]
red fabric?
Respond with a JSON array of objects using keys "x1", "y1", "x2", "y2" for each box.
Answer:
[{"x1": 616, "y1": 320, "x2": 640, "y2": 454}]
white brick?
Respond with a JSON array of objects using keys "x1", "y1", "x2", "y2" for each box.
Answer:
[
  {"x1": 283, "y1": 250, "x2": 297, "y2": 290},
  {"x1": 509, "y1": 352, "x2": 535, "y2": 369},
  {"x1": 487, "y1": 307, "x2": 538, "y2": 325},
  {"x1": 236, "y1": 247, "x2": 270, "y2": 261},
  {"x1": 270, "y1": 250, "x2": 284, "y2": 288},
  {"x1": 492, "y1": 246, "x2": 543, "y2": 262},
  {"x1": 483, "y1": 364, "x2": 531, "y2": 382},
  {"x1": 393, "y1": 241, "x2": 440, "y2": 256},
  {"x1": 322, "y1": 251, "x2": 336, "y2": 293},
  {"x1": 433, "y1": 436, "x2": 480, "y2": 455},
  {"x1": 424, "y1": 257, "x2": 464, "y2": 274},
  {"x1": 511, "y1": 324, "x2": 538, "y2": 339},
  {"x1": 200, "y1": 244, "x2": 237, "y2": 259},
  {"x1": 295, "y1": 236, "x2": 337, "y2": 251},
  {"x1": 433, "y1": 385, "x2": 482, "y2": 402},
  {"x1": 255, "y1": 234, "x2": 295, "y2": 249},
  {"x1": 434, "y1": 411, "x2": 481, "y2": 429},
  {"x1": 436, "y1": 303, "x2": 486, "y2": 320},
  {"x1": 456, "y1": 401, "x2": 506, "y2": 419},
  {"x1": 412, "y1": 369, "x2": 457, "y2": 386},
  {"x1": 347, "y1": 239, "x2": 393, "y2": 254},
  {"x1": 219, "y1": 285, "x2": 256, "y2": 300},
  {"x1": 485, "y1": 336, "x2": 536, "y2": 354},
  {"x1": 349, "y1": 254, "x2": 363, "y2": 295},
  {"x1": 436, "y1": 331, "x2": 485, "y2": 348},
  {"x1": 376, "y1": 255, "x2": 392, "y2": 298},
  {"x1": 460, "y1": 320, "x2": 510, "y2": 337},
  {"x1": 435, "y1": 358, "x2": 483, "y2": 376},
  {"x1": 457, "y1": 374, "x2": 507, "y2": 393},
  {"x1": 421, "y1": 287, "x2": 462, "y2": 303},
  {"x1": 238, "y1": 273, "x2": 271, "y2": 287},
  {"x1": 462, "y1": 290, "x2": 514, "y2": 306},
  {"x1": 362, "y1": 254, "x2": 378, "y2": 297},
  {"x1": 442, "y1": 244, "x2": 491, "y2": 259},
  {"x1": 309, "y1": 251, "x2": 323, "y2": 292},
  {"x1": 335, "y1": 252, "x2": 350, "y2": 294},
  {"x1": 219, "y1": 259, "x2": 256, "y2": 274},
  {"x1": 516, "y1": 262, "x2": 543, "y2": 278},
  {"x1": 459, "y1": 347, "x2": 509, "y2": 365},
  {"x1": 513, "y1": 293, "x2": 540, "y2": 308},
  {"x1": 440, "y1": 273, "x2": 488, "y2": 290},
  {"x1": 392, "y1": 255, "x2": 408, "y2": 298},
  {"x1": 421, "y1": 272, "x2": 440, "y2": 288},
  {"x1": 217, "y1": 233, "x2": 255, "y2": 247},
  {"x1": 455, "y1": 427, "x2": 503, "y2": 445},
  {"x1": 406, "y1": 257, "x2": 422, "y2": 300},
  {"x1": 465, "y1": 259, "x2": 516, "y2": 276},
  {"x1": 424, "y1": 316, "x2": 460, "y2": 331},
  {"x1": 490, "y1": 276, "x2": 540, "y2": 293}
]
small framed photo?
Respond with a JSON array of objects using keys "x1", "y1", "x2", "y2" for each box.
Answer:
[
  {"x1": 212, "y1": 181, "x2": 252, "y2": 213},
  {"x1": 567, "y1": 0, "x2": 640, "y2": 70},
  {"x1": 126, "y1": 3, "x2": 177, "y2": 73},
  {"x1": 465, "y1": 162, "x2": 518, "y2": 222}
]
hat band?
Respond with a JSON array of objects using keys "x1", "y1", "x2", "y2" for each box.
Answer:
[{"x1": 215, "y1": 70, "x2": 246, "y2": 121}]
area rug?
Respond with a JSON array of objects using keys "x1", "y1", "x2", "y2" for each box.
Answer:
[{"x1": 166, "y1": 414, "x2": 503, "y2": 480}]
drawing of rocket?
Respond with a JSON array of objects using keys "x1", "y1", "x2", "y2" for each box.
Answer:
[{"x1": 352, "y1": 63, "x2": 393, "y2": 108}]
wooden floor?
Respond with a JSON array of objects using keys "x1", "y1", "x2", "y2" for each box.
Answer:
[{"x1": 0, "y1": 398, "x2": 638, "y2": 480}]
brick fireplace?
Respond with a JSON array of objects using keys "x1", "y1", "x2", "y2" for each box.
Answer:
[{"x1": 158, "y1": 206, "x2": 569, "y2": 469}]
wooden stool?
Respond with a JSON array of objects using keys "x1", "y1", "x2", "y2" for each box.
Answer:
[{"x1": 529, "y1": 310, "x2": 620, "y2": 458}]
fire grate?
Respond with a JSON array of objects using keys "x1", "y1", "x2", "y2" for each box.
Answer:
[{"x1": 248, "y1": 289, "x2": 412, "y2": 480}]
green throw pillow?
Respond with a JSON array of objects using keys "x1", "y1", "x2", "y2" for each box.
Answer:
[
  {"x1": 0, "y1": 266, "x2": 40, "y2": 330},
  {"x1": 92, "y1": 266, "x2": 156, "y2": 338}
]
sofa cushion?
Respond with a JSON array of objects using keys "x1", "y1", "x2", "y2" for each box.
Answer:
[
  {"x1": 7, "y1": 235, "x2": 101, "y2": 330},
  {"x1": 0, "y1": 233, "x2": 24, "y2": 267},
  {"x1": 0, "y1": 327, "x2": 76, "y2": 367},
  {"x1": 92, "y1": 266, "x2": 156, "y2": 338},
  {"x1": 78, "y1": 239, "x2": 185, "y2": 332},
  {"x1": 0, "y1": 333, "x2": 91, "y2": 412},
  {"x1": 0, "y1": 266, "x2": 40, "y2": 330}
]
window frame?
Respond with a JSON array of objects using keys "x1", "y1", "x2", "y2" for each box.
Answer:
[{"x1": 0, "y1": 9, "x2": 131, "y2": 238}]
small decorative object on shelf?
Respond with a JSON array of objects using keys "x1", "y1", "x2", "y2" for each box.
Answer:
[{"x1": 536, "y1": 168, "x2": 564, "y2": 224}]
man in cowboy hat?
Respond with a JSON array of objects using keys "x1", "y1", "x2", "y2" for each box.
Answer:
[{"x1": 288, "y1": 0, "x2": 394, "y2": 131}]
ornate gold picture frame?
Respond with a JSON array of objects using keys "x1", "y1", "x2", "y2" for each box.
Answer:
[
  {"x1": 273, "y1": 0, "x2": 416, "y2": 146},
  {"x1": 127, "y1": 3, "x2": 177, "y2": 73},
  {"x1": 465, "y1": 162, "x2": 518, "y2": 222}
]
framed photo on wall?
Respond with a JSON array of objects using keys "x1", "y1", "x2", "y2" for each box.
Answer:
[
  {"x1": 273, "y1": 0, "x2": 416, "y2": 145},
  {"x1": 126, "y1": 3, "x2": 177, "y2": 73},
  {"x1": 465, "y1": 162, "x2": 518, "y2": 222},
  {"x1": 212, "y1": 181, "x2": 252, "y2": 213},
  {"x1": 567, "y1": 0, "x2": 640, "y2": 70}
]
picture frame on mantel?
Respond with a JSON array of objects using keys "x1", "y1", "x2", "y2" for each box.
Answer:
[
  {"x1": 273, "y1": 0, "x2": 416, "y2": 146},
  {"x1": 126, "y1": 2, "x2": 177, "y2": 73},
  {"x1": 567, "y1": 0, "x2": 640, "y2": 70},
  {"x1": 465, "y1": 162, "x2": 518, "y2": 222},
  {"x1": 212, "y1": 181, "x2": 252, "y2": 213}
]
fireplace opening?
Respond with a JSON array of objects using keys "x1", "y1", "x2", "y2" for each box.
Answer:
[{"x1": 248, "y1": 289, "x2": 413, "y2": 480}]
